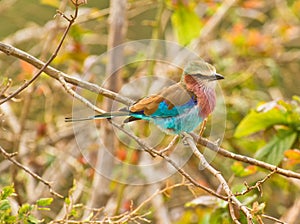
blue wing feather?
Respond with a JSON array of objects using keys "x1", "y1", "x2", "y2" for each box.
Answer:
[{"x1": 150, "y1": 97, "x2": 197, "y2": 117}]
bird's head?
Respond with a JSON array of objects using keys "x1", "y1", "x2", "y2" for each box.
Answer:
[{"x1": 183, "y1": 60, "x2": 224, "y2": 83}]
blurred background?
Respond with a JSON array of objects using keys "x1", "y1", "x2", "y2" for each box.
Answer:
[{"x1": 0, "y1": 0, "x2": 299, "y2": 223}]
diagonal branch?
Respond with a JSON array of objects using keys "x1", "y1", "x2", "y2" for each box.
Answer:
[
  {"x1": 58, "y1": 74, "x2": 106, "y2": 114},
  {"x1": 0, "y1": 145, "x2": 63, "y2": 198},
  {"x1": 0, "y1": 42, "x2": 133, "y2": 106},
  {"x1": 190, "y1": 133, "x2": 300, "y2": 180},
  {"x1": 0, "y1": 3, "x2": 80, "y2": 105},
  {"x1": 110, "y1": 121, "x2": 227, "y2": 201},
  {"x1": 183, "y1": 133, "x2": 253, "y2": 224}
]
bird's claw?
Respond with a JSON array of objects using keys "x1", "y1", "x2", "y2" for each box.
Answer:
[{"x1": 180, "y1": 134, "x2": 190, "y2": 146}]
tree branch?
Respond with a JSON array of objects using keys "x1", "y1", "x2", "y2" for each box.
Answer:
[
  {"x1": 190, "y1": 133, "x2": 300, "y2": 180},
  {"x1": 0, "y1": 145, "x2": 63, "y2": 198},
  {"x1": 0, "y1": 3, "x2": 79, "y2": 105},
  {"x1": 183, "y1": 133, "x2": 253, "y2": 224},
  {"x1": 58, "y1": 74, "x2": 106, "y2": 114},
  {"x1": 110, "y1": 121, "x2": 227, "y2": 201},
  {"x1": 0, "y1": 42, "x2": 133, "y2": 106}
]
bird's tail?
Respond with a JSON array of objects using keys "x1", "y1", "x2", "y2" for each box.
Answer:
[{"x1": 65, "y1": 111, "x2": 130, "y2": 122}]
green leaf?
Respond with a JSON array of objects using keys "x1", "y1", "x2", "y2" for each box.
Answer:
[
  {"x1": 36, "y1": 198, "x2": 53, "y2": 207},
  {"x1": 27, "y1": 214, "x2": 40, "y2": 224},
  {"x1": 18, "y1": 203, "x2": 33, "y2": 218},
  {"x1": 0, "y1": 199, "x2": 11, "y2": 211},
  {"x1": 1, "y1": 185, "x2": 15, "y2": 200},
  {"x1": 255, "y1": 129, "x2": 297, "y2": 165},
  {"x1": 70, "y1": 208, "x2": 79, "y2": 218},
  {"x1": 234, "y1": 108, "x2": 288, "y2": 138},
  {"x1": 171, "y1": 3, "x2": 202, "y2": 45}
]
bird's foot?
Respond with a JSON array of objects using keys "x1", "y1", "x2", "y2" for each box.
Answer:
[
  {"x1": 198, "y1": 118, "x2": 207, "y2": 137},
  {"x1": 180, "y1": 133, "x2": 190, "y2": 146}
]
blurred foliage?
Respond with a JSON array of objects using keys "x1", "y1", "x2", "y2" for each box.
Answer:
[
  {"x1": 0, "y1": 0, "x2": 300, "y2": 223},
  {"x1": 169, "y1": 0, "x2": 203, "y2": 45},
  {"x1": 235, "y1": 98, "x2": 300, "y2": 165},
  {"x1": 0, "y1": 185, "x2": 53, "y2": 224}
]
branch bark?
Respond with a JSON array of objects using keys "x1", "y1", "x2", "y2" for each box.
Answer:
[
  {"x1": 0, "y1": 42, "x2": 133, "y2": 106},
  {"x1": 0, "y1": 145, "x2": 63, "y2": 198},
  {"x1": 183, "y1": 133, "x2": 253, "y2": 224},
  {"x1": 0, "y1": 3, "x2": 79, "y2": 105},
  {"x1": 190, "y1": 133, "x2": 300, "y2": 180}
]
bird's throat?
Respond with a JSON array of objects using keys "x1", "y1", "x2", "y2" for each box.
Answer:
[{"x1": 183, "y1": 75, "x2": 216, "y2": 118}]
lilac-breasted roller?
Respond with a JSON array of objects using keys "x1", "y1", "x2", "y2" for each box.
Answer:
[{"x1": 66, "y1": 60, "x2": 224, "y2": 134}]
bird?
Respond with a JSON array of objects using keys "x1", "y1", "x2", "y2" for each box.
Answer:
[{"x1": 65, "y1": 60, "x2": 224, "y2": 134}]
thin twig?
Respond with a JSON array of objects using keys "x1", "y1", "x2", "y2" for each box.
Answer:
[
  {"x1": 228, "y1": 201, "x2": 241, "y2": 224},
  {"x1": 157, "y1": 135, "x2": 179, "y2": 154},
  {"x1": 117, "y1": 182, "x2": 187, "y2": 223},
  {"x1": 0, "y1": 4, "x2": 79, "y2": 105},
  {"x1": 0, "y1": 42, "x2": 133, "y2": 106},
  {"x1": 58, "y1": 74, "x2": 106, "y2": 114},
  {"x1": 0, "y1": 145, "x2": 63, "y2": 198},
  {"x1": 190, "y1": 133, "x2": 300, "y2": 180},
  {"x1": 261, "y1": 214, "x2": 287, "y2": 224},
  {"x1": 235, "y1": 169, "x2": 277, "y2": 196},
  {"x1": 183, "y1": 133, "x2": 253, "y2": 224},
  {"x1": 0, "y1": 78, "x2": 12, "y2": 97}
]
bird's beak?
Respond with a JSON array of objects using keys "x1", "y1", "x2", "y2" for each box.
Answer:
[
  {"x1": 213, "y1": 73, "x2": 224, "y2": 81},
  {"x1": 188, "y1": 72, "x2": 224, "y2": 81}
]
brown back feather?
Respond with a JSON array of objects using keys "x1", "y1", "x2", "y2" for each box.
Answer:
[{"x1": 130, "y1": 83, "x2": 194, "y2": 116}]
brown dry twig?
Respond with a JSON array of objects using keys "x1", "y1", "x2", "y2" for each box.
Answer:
[
  {"x1": 58, "y1": 74, "x2": 106, "y2": 114},
  {"x1": 110, "y1": 120, "x2": 227, "y2": 201},
  {"x1": 157, "y1": 134, "x2": 179, "y2": 154},
  {"x1": 0, "y1": 145, "x2": 63, "y2": 198},
  {"x1": 0, "y1": 78, "x2": 12, "y2": 97},
  {"x1": 235, "y1": 168, "x2": 277, "y2": 197},
  {"x1": 182, "y1": 133, "x2": 253, "y2": 224},
  {"x1": 190, "y1": 133, "x2": 300, "y2": 180},
  {"x1": 261, "y1": 214, "x2": 287, "y2": 224},
  {"x1": 0, "y1": 42, "x2": 133, "y2": 106},
  {"x1": 0, "y1": 2, "x2": 79, "y2": 105},
  {"x1": 50, "y1": 182, "x2": 188, "y2": 223}
]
